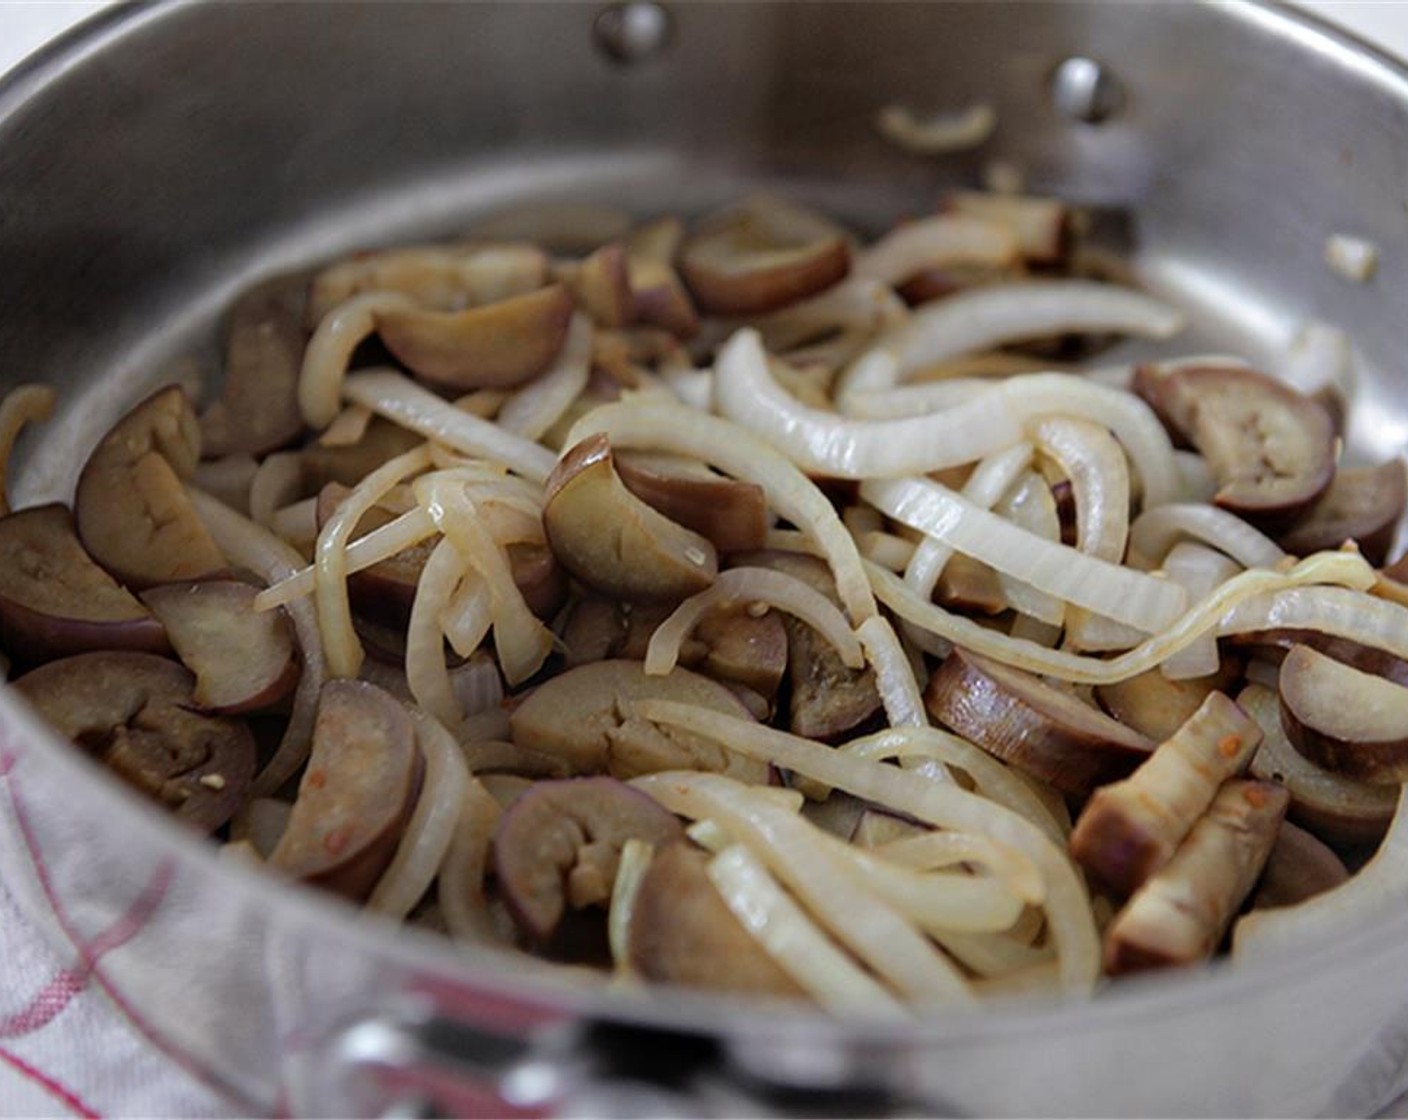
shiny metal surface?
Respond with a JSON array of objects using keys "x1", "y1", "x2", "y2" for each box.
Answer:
[{"x1": 2, "y1": 1, "x2": 1408, "y2": 1115}]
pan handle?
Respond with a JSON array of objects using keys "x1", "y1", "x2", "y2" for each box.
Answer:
[{"x1": 309, "y1": 998, "x2": 919, "y2": 1118}]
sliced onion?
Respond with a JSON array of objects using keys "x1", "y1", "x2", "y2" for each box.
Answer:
[
  {"x1": 875, "y1": 102, "x2": 997, "y2": 155},
  {"x1": 1281, "y1": 319, "x2": 1354, "y2": 402},
  {"x1": 187, "y1": 486, "x2": 326, "y2": 799},
  {"x1": 856, "y1": 530, "x2": 916, "y2": 572},
  {"x1": 1033, "y1": 415, "x2": 1128, "y2": 563},
  {"x1": 496, "y1": 312, "x2": 593, "y2": 441},
  {"x1": 566, "y1": 399, "x2": 876, "y2": 623},
  {"x1": 269, "y1": 497, "x2": 319, "y2": 547},
  {"x1": 0, "y1": 384, "x2": 55, "y2": 515},
  {"x1": 872, "y1": 830, "x2": 1044, "y2": 908},
  {"x1": 861, "y1": 475, "x2": 1187, "y2": 633},
  {"x1": 1174, "y1": 451, "x2": 1218, "y2": 503},
  {"x1": 438, "y1": 778, "x2": 505, "y2": 945},
  {"x1": 645, "y1": 567, "x2": 861, "y2": 678},
  {"x1": 318, "y1": 403, "x2": 374, "y2": 447},
  {"x1": 634, "y1": 771, "x2": 973, "y2": 1003},
  {"x1": 442, "y1": 575, "x2": 493, "y2": 660},
  {"x1": 368, "y1": 713, "x2": 470, "y2": 918},
  {"x1": 1324, "y1": 233, "x2": 1379, "y2": 283},
  {"x1": 315, "y1": 444, "x2": 432, "y2": 679},
  {"x1": 416, "y1": 475, "x2": 553, "y2": 685},
  {"x1": 853, "y1": 215, "x2": 1018, "y2": 286},
  {"x1": 835, "y1": 373, "x2": 1180, "y2": 507},
  {"x1": 405, "y1": 538, "x2": 469, "y2": 728},
  {"x1": 839, "y1": 281, "x2": 1184, "y2": 394},
  {"x1": 661, "y1": 366, "x2": 714, "y2": 411},
  {"x1": 607, "y1": 838, "x2": 656, "y2": 973},
  {"x1": 299, "y1": 292, "x2": 416, "y2": 428},
  {"x1": 631, "y1": 705, "x2": 1100, "y2": 992},
  {"x1": 1129, "y1": 503, "x2": 1287, "y2": 570},
  {"x1": 856, "y1": 615, "x2": 928, "y2": 730},
  {"x1": 706, "y1": 843, "x2": 906, "y2": 1016},
  {"x1": 343, "y1": 368, "x2": 556, "y2": 482},
  {"x1": 750, "y1": 276, "x2": 908, "y2": 354},
  {"x1": 248, "y1": 451, "x2": 305, "y2": 527},
  {"x1": 865, "y1": 549, "x2": 1375, "y2": 684},
  {"x1": 1160, "y1": 542, "x2": 1240, "y2": 680}
]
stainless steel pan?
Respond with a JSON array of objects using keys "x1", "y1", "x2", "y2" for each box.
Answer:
[{"x1": 2, "y1": 2, "x2": 1408, "y2": 1114}]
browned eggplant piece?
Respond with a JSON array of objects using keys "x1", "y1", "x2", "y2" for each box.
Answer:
[
  {"x1": 300, "y1": 418, "x2": 423, "y2": 493},
  {"x1": 731, "y1": 549, "x2": 883, "y2": 742},
  {"x1": 544, "y1": 435, "x2": 717, "y2": 603},
  {"x1": 561, "y1": 596, "x2": 680, "y2": 667},
  {"x1": 1240, "y1": 682, "x2": 1394, "y2": 844},
  {"x1": 269, "y1": 680, "x2": 422, "y2": 901},
  {"x1": 1224, "y1": 627, "x2": 1408, "y2": 688},
  {"x1": 679, "y1": 207, "x2": 850, "y2": 316},
  {"x1": 1250, "y1": 821, "x2": 1349, "y2": 911},
  {"x1": 925, "y1": 649, "x2": 1154, "y2": 797},
  {"x1": 15, "y1": 651, "x2": 254, "y2": 832},
  {"x1": 625, "y1": 218, "x2": 700, "y2": 339},
  {"x1": 628, "y1": 841, "x2": 805, "y2": 998},
  {"x1": 1095, "y1": 658, "x2": 1244, "y2": 742},
  {"x1": 936, "y1": 555, "x2": 1007, "y2": 615},
  {"x1": 1137, "y1": 365, "x2": 1336, "y2": 527},
  {"x1": 74, "y1": 386, "x2": 228, "y2": 589},
  {"x1": 140, "y1": 581, "x2": 299, "y2": 714},
  {"x1": 1277, "y1": 460, "x2": 1406, "y2": 565},
  {"x1": 614, "y1": 451, "x2": 769, "y2": 554},
  {"x1": 199, "y1": 274, "x2": 307, "y2": 457},
  {"x1": 492, "y1": 776, "x2": 683, "y2": 944},
  {"x1": 375, "y1": 283, "x2": 574, "y2": 390},
  {"x1": 1279, "y1": 643, "x2": 1408, "y2": 784},
  {"x1": 0, "y1": 504, "x2": 169, "y2": 664},
  {"x1": 559, "y1": 241, "x2": 634, "y2": 328},
  {"x1": 508, "y1": 659, "x2": 765, "y2": 782},
  {"x1": 508, "y1": 541, "x2": 569, "y2": 622},
  {"x1": 1103, "y1": 780, "x2": 1288, "y2": 974},
  {"x1": 1070, "y1": 692, "x2": 1262, "y2": 896}
]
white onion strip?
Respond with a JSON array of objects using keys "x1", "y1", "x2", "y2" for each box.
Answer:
[
  {"x1": 442, "y1": 575, "x2": 493, "y2": 660},
  {"x1": 873, "y1": 830, "x2": 1044, "y2": 907},
  {"x1": 631, "y1": 706, "x2": 1100, "y2": 992},
  {"x1": 1033, "y1": 416, "x2": 1128, "y2": 564},
  {"x1": 187, "y1": 486, "x2": 327, "y2": 798},
  {"x1": 344, "y1": 369, "x2": 556, "y2": 482},
  {"x1": 315, "y1": 444, "x2": 432, "y2": 679},
  {"x1": 437, "y1": 778, "x2": 505, "y2": 945},
  {"x1": 991, "y1": 470, "x2": 1066, "y2": 627},
  {"x1": 839, "y1": 281, "x2": 1184, "y2": 394},
  {"x1": 368, "y1": 713, "x2": 470, "y2": 918},
  {"x1": 706, "y1": 844, "x2": 906, "y2": 1017},
  {"x1": 1129, "y1": 503, "x2": 1287, "y2": 570},
  {"x1": 247, "y1": 451, "x2": 304, "y2": 528},
  {"x1": 853, "y1": 215, "x2": 1018, "y2": 285},
  {"x1": 405, "y1": 538, "x2": 469, "y2": 728},
  {"x1": 299, "y1": 291, "x2": 416, "y2": 428},
  {"x1": 497, "y1": 312, "x2": 593, "y2": 440},
  {"x1": 566, "y1": 400, "x2": 876, "y2": 624},
  {"x1": 1160, "y1": 542, "x2": 1240, "y2": 680},
  {"x1": 634, "y1": 772, "x2": 973, "y2": 1003},
  {"x1": 866, "y1": 550, "x2": 1375, "y2": 685},
  {"x1": 856, "y1": 615, "x2": 928, "y2": 730},
  {"x1": 875, "y1": 102, "x2": 997, "y2": 155},
  {"x1": 644, "y1": 567, "x2": 862, "y2": 677},
  {"x1": 608, "y1": 839, "x2": 655, "y2": 973},
  {"x1": 862, "y1": 475, "x2": 1187, "y2": 633}
]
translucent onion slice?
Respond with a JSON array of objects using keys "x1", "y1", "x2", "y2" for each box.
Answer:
[
  {"x1": 248, "y1": 451, "x2": 304, "y2": 528},
  {"x1": 750, "y1": 276, "x2": 908, "y2": 354},
  {"x1": 875, "y1": 102, "x2": 997, "y2": 155},
  {"x1": 836, "y1": 373, "x2": 1180, "y2": 507},
  {"x1": 0, "y1": 383, "x2": 55, "y2": 516},
  {"x1": 442, "y1": 575, "x2": 493, "y2": 660},
  {"x1": 990, "y1": 468, "x2": 1065, "y2": 628},
  {"x1": 1129, "y1": 503, "x2": 1286, "y2": 570},
  {"x1": 853, "y1": 215, "x2": 1019, "y2": 286},
  {"x1": 873, "y1": 830, "x2": 1043, "y2": 908},
  {"x1": 368, "y1": 713, "x2": 470, "y2": 918},
  {"x1": 608, "y1": 838, "x2": 656, "y2": 973},
  {"x1": 343, "y1": 368, "x2": 556, "y2": 482},
  {"x1": 269, "y1": 497, "x2": 319, "y2": 547},
  {"x1": 706, "y1": 844, "x2": 906, "y2": 1017},
  {"x1": 661, "y1": 366, "x2": 714, "y2": 412},
  {"x1": 1233, "y1": 783, "x2": 1408, "y2": 959},
  {"x1": 838, "y1": 281, "x2": 1184, "y2": 395},
  {"x1": 844, "y1": 728, "x2": 1066, "y2": 850},
  {"x1": 566, "y1": 399, "x2": 876, "y2": 623},
  {"x1": 1174, "y1": 451, "x2": 1218, "y2": 504},
  {"x1": 319, "y1": 403, "x2": 374, "y2": 447},
  {"x1": 405, "y1": 538, "x2": 469, "y2": 728},
  {"x1": 496, "y1": 312, "x2": 593, "y2": 441},
  {"x1": 187, "y1": 486, "x2": 327, "y2": 799},
  {"x1": 856, "y1": 615, "x2": 928, "y2": 730},
  {"x1": 634, "y1": 771, "x2": 973, "y2": 1003},
  {"x1": 947, "y1": 935, "x2": 1057, "y2": 983},
  {"x1": 1281, "y1": 320, "x2": 1353, "y2": 402},
  {"x1": 300, "y1": 292, "x2": 416, "y2": 428},
  {"x1": 416, "y1": 475, "x2": 553, "y2": 685},
  {"x1": 1033, "y1": 415, "x2": 1128, "y2": 564},
  {"x1": 861, "y1": 475, "x2": 1188, "y2": 633},
  {"x1": 865, "y1": 550, "x2": 1375, "y2": 685},
  {"x1": 645, "y1": 567, "x2": 862, "y2": 677},
  {"x1": 438, "y1": 777, "x2": 505, "y2": 945},
  {"x1": 315, "y1": 444, "x2": 433, "y2": 679},
  {"x1": 1160, "y1": 542, "x2": 1240, "y2": 680},
  {"x1": 631, "y1": 706, "x2": 1100, "y2": 992}
]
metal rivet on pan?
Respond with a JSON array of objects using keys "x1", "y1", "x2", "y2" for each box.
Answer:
[
  {"x1": 593, "y1": 2, "x2": 672, "y2": 65},
  {"x1": 1050, "y1": 56, "x2": 1125, "y2": 124}
]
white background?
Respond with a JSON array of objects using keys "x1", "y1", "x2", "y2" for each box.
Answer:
[{"x1": 4, "y1": 2, "x2": 1408, "y2": 78}]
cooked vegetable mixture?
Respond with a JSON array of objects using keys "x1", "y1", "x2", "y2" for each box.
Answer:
[{"x1": 2, "y1": 190, "x2": 1406, "y2": 1012}]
